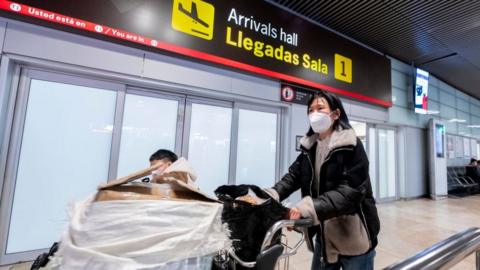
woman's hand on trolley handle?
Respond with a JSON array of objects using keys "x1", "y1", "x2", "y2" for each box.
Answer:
[
  {"x1": 288, "y1": 207, "x2": 301, "y2": 219},
  {"x1": 286, "y1": 207, "x2": 301, "y2": 231}
]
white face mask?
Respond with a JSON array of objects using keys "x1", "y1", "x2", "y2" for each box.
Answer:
[{"x1": 309, "y1": 112, "x2": 333, "y2": 134}]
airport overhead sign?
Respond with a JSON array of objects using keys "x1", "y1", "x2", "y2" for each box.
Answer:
[{"x1": 0, "y1": 0, "x2": 392, "y2": 107}]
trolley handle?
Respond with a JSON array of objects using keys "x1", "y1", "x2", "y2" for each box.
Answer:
[
  {"x1": 229, "y1": 218, "x2": 313, "y2": 268},
  {"x1": 292, "y1": 218, "x2": 313, "y2": 227},
  {"x1": 260, "y1": 218, "x2": 312, "y2": 252},
  {"x1": 227, "y1": 248, "x2": 257, "y2": 268}
]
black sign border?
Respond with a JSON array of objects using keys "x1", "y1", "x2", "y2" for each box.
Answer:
[{"x1": 0, "y1": 1, "x2": 393, "y2": 107}]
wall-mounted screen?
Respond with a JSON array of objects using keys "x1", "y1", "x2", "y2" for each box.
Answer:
[
  {"x1": 435, "y1": 123, "x2": 445, "y2": 158},
  {"x1": 414, "y1": 68, "x2": 429, "y2": 114}
]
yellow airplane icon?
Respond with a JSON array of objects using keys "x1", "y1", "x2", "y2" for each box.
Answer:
[{"x1": 172, "y1": 0, "x2": 215, "y2": 40}]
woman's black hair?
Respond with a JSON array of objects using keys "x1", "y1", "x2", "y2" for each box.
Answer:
[{"x1": 306, "y1": 91, "x2": 352, "y2": 136}]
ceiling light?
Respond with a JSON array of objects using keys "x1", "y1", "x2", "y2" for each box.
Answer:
[{"x1": 449, "y1": 118, "x2": 467, "y2": 123}]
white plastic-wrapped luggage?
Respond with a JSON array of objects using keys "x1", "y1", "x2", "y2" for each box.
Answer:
[
  {"x1": 43, "y1": 158, "x2": 230, "y2": 270},
  {"x1": 52, "y1": 197, "x2": 229, "y2": 270}
]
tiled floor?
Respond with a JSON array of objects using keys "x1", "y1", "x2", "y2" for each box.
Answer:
[
  {"x1": 1, "y1": 195, "x2": 479, "y2": 270},
  {"x1": 286, "y1": 194, "x2": 480, "y2": 270},
  {"x1": 0, "y1": 262, "x2": 30, "y2": 270}
]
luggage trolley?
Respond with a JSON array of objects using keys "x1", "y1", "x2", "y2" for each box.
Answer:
[{"x1": 220, "y1": 218, "x2": 313, "y2": 270}]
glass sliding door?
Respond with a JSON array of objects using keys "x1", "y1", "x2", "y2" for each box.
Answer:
[
  {"x1": 350, "y1": 120, "x2": 375, "y2": 198},
  {"x1": 358, "y1": 123, "x2": 398, "y2": 200},
  {"x1": 235, "y1": 107, "x2": 279, "y2": 188},
  {"x1": 377, "y1": 127, "x2": 397, "y2": 200},
  {"x1": 116, "y1": 90, "x2": 183, "y2": 178},
  {"x1": 184, "y1": 100, "x2": 233, "y2": 195},
  {"x1": 6, "y1": 73, "x2": 119, "y2": 254},
  {"x1": 350, "y1": 120, "x2": 367, "y2": 147}
]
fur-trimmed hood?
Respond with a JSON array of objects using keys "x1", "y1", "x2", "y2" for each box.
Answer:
[{"x1": 299, "y1": 128, "x2": 357, "y2": 152}]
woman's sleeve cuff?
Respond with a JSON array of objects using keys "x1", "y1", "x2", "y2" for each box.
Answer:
[
  {"x1": 264, "y1": 188, "x2": 280, "y2": 201},
  {"x1": 295, "y1": 196, "x2": 320, "y2": 225}
]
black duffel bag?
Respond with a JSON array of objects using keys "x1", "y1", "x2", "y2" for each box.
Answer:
[{"x1": 214, "y1": 185, "x2": 288, "y2": 266}]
